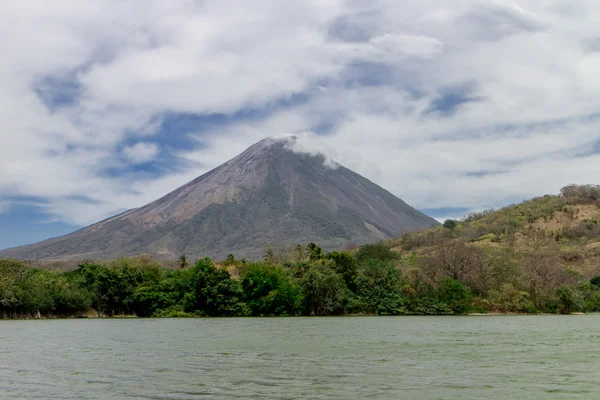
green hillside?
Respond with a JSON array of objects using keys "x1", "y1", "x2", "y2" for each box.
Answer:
[{"x1": 392, "y1": 184, "x2": 600, "y2": 313}]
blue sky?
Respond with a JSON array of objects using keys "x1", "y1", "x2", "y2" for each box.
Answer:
[{"x1": 2, "y1": 0, "x2": 600, "y2": 249}]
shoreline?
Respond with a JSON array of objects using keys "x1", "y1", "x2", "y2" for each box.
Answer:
[{"x1": 0, "y1": 312, "x2": 592, "y2": 320}]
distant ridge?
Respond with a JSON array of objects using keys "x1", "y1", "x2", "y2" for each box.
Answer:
[{"x1": 0, "y1": 137, "x2": 439, "y2": 261}]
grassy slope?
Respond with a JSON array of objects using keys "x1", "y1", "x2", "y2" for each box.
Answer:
[{"x1": 393, "y1": 190, "x2": 600, "y2": 278}]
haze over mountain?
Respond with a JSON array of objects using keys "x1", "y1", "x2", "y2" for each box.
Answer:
[{"x1": 0, "y1": 137, "x2": 438, "y2": 261}]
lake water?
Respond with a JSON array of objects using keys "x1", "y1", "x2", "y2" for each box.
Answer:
[{"x1": 1, "y1": 316, "x2": 599, "y2": 399}]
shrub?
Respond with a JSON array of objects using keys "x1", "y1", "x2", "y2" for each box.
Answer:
[
  {"x1": 556, "y1": 285, "x2": 583, "y2": 314},
  {"x1": 400, "y1": 233, "x2": 418, "y2": 251},
  {"x1": 352, "y1": 260, "x2": 405, "y2": 315},
  {"x1": 326, "y1": 252, "x2": 358, "y2": 291},
  {"x1": 437, "y1": 279, "x2": 473, "y2": 314},
  {"x1": 152, "y1": 306, "x2": 194, "y2": 318},
  {"x1": 472, "y1": 233, "x2": 498, "y2": 243},
  {"x1": 356, "y1": 243, "x2": 399, "y2": 264},
  {"x1": 583, "y1": 290, "x2": 600, "y2": 312},
  {"x1": 240, "y1": 263, "x2": 302, "y2": 316},
  {"x1": 487, "y1": 284, "x2": 533, "y2": 313},
  {"x1": 463, "y1": 209, "x2": 495, "y2": 223},
  {"x1": 186, "y1": 258, "x2": 248, "y2": 316},
  {"x1": 406, "y1": 298, "x2": 453, "y2": 315},
  {"x1": 443, "y1": 219, "x2": 458, "y2": 230},
  {"x1": 560, "y1": 184, "x2": 600, "y2": 204},
  {"x1": 299, "y1": 263, "x2": 348, "y2": 315}
]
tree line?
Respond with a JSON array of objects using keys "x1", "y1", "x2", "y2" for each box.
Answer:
[{"x1": 3, "y1": 237, "x2": 600, "y2": 319}]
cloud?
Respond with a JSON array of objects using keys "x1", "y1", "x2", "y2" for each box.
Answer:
[
  {"x1": 0, "y1": 201, "x2": 10, "y2": 214},
  {"x1": 458, "y1": 2, "x2": 546, "y2": 41},
  {"x1": 1, "y1": 0, "x2": 600, "y2": 232},
  {"x1": 369, "y1": 33, "x2": 444, "y2": 58},
  {"x1": 122, "y1": 142, "x2": 159, "y2": 164}
]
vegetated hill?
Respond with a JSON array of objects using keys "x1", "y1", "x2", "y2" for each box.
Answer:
[
  {"x1": 0, "y1": 136, "x2": 438, "y2": 262},
  {"x1": 391, "y1": 184, "x2": 600, "y2": 313}
]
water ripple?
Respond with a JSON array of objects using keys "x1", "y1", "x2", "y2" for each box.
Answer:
[{"x1": 1, "y1": 316, "x2": 599, "y2": 399}]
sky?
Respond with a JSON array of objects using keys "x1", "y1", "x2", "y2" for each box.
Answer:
[{"x1": 2, "y1": 0, "x2": 600, "y2": 249}]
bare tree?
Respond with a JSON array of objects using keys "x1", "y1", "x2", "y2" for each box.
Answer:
[
  {"x1": 419, "y1": 241, "x2": 477, "y2": 284},
  {"x1": 523, "y1": 254, "x2": 566, "y2": 307},
  {"x1": 263, "y1": 248, "x2": 279, "y2": 264},
  {"x1": 468, "y1": 248, "x2": 517, "y2": 296},
  {"x1": 419, "y1": 241, "x2": 517, "y2": 295}
]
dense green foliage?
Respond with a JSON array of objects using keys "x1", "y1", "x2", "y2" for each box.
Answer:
[
  {"x1": 3, "y1": 231, "x2": 600, "y2": 318},
  {"x1": 0, "y1": 259, "x2": 93, "y2": 318},
  {"x1": 0, "y1": 242, "x2": 481, "y2": 318},
  {"x1": 240, "y1": 262, "x2": 302, "y2": 316},
  {"x1": 4, "y1": 185, "x2": 600, "y2": 318},
  {"x1": 443, "y1": 219, "x2": 458, "y2": 230}
]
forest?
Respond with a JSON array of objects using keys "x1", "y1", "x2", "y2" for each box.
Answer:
[
  {"x1": 3, "y1": 184, "x2": 600, "y2": 319},
  {"x1": 0, "y1": 241, "x2": 597, "y2": 318},
  {"x1": 0, "y1": 244, "x2": 467, "y2": 318}
]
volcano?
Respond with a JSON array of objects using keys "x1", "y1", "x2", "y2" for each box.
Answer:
[{"x1": 0, "y1": 137, "x2": 438, "y2": 261}]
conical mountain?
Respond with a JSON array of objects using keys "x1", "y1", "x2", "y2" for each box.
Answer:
[{"x1": 0, "y1": 137, "x2": 438, "y2": 261}]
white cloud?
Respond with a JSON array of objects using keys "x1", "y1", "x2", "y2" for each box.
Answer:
[
  {"x1": 122, "y1": 142, "x2": 159, "y2": 164},
  {"x1": 1, "y1": 0, "x2": 600, "y2": 229},
  {"x1": 0, "y1": 201, "x2": 10, "y2": 214},
  {"x1": 369, "y1": 33, "x2": 444, "y2": 58}
]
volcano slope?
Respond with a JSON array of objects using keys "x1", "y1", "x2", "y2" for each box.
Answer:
[{"x1": 0, "y1": 137, "x2": 438, "y2": 261}]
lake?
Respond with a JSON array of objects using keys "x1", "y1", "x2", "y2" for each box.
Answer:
[{"x1": 1, "y1": 316, "x2": 598, "y2": 399}]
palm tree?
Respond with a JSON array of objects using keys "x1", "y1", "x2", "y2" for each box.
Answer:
[
  {"x1": 177, "y1": 255, "x2": 189, "y2": 270},
  {"x1": 264, "y1": 248, "x2": 278, "y2": 264},
  {"x1": 293, "y1": 244, "x2": 307, "y2": 262}
]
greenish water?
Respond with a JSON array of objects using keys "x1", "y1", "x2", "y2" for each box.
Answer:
[{"x1": 1, "y1": 316, "x2": 599, "y2": 399}]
